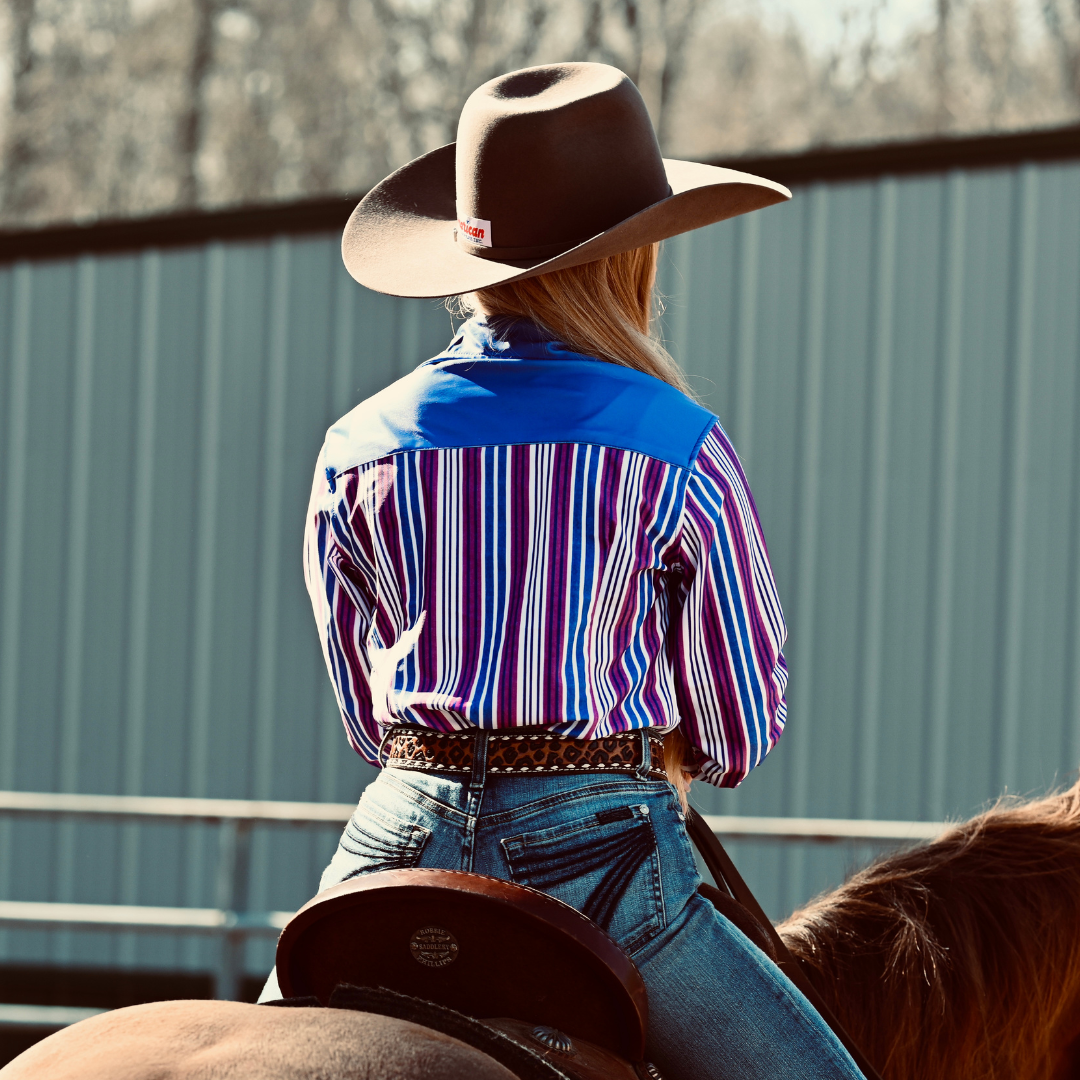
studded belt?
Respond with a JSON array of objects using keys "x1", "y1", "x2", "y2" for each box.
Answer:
[{"x1": 381, "y1": 726, "x2": 668, "y2": 781}]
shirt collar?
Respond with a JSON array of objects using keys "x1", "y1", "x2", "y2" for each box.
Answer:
[{"x1": 431, "y1": 315, "x2": 600, "y2": 364}]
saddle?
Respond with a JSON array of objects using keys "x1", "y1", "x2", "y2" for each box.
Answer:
[
  {"x1": 272, "y1": 867, "x2": 656, "y2": 1080},
  {"x1": 272, "y1": 820, "x2": 884, "y2": 1080}
]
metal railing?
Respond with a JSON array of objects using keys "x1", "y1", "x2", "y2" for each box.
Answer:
[
  {"x1": 0, "y1": 791, "x2": 355, "y2": 1004},
  {"x1": 0, "y1": 790, "x2": 946, "y2": 1019},
  {"x1": 0, "y1": 1004, "x2": 109, "y2": 1028}
]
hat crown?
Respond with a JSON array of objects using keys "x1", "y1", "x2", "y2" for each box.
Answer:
[{"x1": 455, "y1": 63, "x2": 670, "y2": 261}]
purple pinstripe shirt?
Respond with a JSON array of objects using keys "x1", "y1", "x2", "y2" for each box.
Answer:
[{"x1": 304, "y1": 318, "x2": 787, "y2": 788}]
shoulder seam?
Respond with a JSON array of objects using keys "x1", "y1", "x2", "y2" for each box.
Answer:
[
  {"x1": 327, "y1": 438, "x2": 712, "y2": 483},
  {"x1": 325, "y1": 359, "x2": 717, "y2": 477},
  {"x1": 687, "y1": 416, "x2": 718, "y2": 469}
]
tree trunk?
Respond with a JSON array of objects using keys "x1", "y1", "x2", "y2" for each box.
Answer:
[{"x1": 178, "y1": 0, "x2": 217, "y2": 208}]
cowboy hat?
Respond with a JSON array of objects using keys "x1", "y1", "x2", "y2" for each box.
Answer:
[{"x1": 342, "y1": 62, "x2": 791, "y2": 299}]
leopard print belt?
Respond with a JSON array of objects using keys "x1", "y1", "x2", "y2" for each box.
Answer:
[{"x1": 382, "y1": 726, "x2": 668, "y2": 781}]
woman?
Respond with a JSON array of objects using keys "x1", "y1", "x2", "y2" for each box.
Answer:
[{"x1": 263, "y1": 62, "x2": 865, "y2": 1080}]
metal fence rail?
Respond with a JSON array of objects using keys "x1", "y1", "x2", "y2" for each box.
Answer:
[
  {"x1": 0, "y1": 790, "x2": 946, "y2": 1011},
  {"x1": 0, "y1": 791, "x2": 358, "y2": 1002},
  {"x1": 0, "y1": 790, "x2": 357, "y2": 823},
  {"x1": 0, "y1": 1004, "x2": 108, "y2": 1028}
]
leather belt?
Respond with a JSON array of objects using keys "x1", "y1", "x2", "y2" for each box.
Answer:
[{"x1": 382, "y1": 726, "x2": 668, "y2": 781}]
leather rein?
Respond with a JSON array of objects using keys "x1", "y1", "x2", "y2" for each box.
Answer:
[{"x1": 684, "y1": 808, "x2": 885, "y2": 1080}]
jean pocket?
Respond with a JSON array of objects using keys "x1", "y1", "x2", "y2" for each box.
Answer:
[
  {"x1": 327, "y1": 811, "x2": 432, "y2": 885},
  {"x1": 500, "y1": 802, "x2": 663, "y2": 953}
]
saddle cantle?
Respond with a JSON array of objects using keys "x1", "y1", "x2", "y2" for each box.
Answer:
[{"x1": 274, "y1": 868, "x2": 651, "y2": 1072}]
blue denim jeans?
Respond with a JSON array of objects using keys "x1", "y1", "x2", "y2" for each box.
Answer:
[{"x1": 260, "y1": 747, "x2": 864, "y2": 1080}]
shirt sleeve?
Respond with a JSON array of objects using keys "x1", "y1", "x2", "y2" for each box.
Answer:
[
  {"x1": 670, "y1": 423, "x2": 788, "y2": 788},
  {"x1": 304, "y1": 451, "x2": 382, "y2": 764}
]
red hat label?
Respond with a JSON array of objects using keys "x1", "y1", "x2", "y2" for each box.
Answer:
[{"x1": 457, "y1": 217, "x2": 492, "y2": 248}]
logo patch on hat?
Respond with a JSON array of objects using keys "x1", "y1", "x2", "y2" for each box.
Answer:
[{"x1": 457, "y1": 217, "x2": 492, "y2": 248}]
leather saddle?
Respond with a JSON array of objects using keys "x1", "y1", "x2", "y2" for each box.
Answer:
[
  {"x1": 271, "y1": 819, "x2": 884, "y2": 1080},
  {"x1": 272, "y1": 867, "x2": 658, "y2": 1080}
]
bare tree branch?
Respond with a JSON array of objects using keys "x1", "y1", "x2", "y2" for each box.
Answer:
[
  {"x1": 1041, "y1": 0, "x2": 1080, "y2": 101},
  {"x1": 178, "y1": 0, "x2": 217, "y2": 206}
]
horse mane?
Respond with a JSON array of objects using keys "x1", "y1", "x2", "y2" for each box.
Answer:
[{"x1": 777, "y1": 775, "x2": 1080, "y2": 1080}]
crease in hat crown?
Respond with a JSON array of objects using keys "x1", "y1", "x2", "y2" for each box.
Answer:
[
  {"x1": 340, "y1": 60, "x2": 791, "y2": 299},
  {"x1": 453, "y1": 62, "x2": 668, "y2": 262}
]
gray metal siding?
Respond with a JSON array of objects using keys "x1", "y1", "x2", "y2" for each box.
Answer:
[
  {"x1": 658, "y1": 161, "x2": 1080, "y2": 915},
  {"x1": 1, "y1": 158, "x2": 1079, "y2": 971}
]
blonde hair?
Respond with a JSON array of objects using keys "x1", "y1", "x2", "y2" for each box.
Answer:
[
  {"x1": 457, "y1": 243, "x2": 692, "y2": 396},
  {"x1": 460, "y1": 244, "x2": 698, "y2": 802}
]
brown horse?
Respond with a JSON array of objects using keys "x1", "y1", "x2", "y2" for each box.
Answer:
[
  {"x1": 0, "y1": 998, "x2": 518, "y2": 1080},
  {"x1": 5, "y1": 776, "x2": 1080, "y2": 1080},
  {"x1": 778, "y1": 774, "x2": 1080, "y2": 1080}
]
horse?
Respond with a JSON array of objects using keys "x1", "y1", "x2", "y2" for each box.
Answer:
[
  {"x1": 4, "y1": 775, "x2": 1080, "y2": 1080},
  {"x1": 778, "y1": 774, "x2": 1080, "y2": 1080},
  {"x1": 0, "y1": 998, "x2": 519, "y2": 1080}
]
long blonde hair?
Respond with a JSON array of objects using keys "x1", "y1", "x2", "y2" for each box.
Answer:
[
  {"x1": 460, "y1": 244, "x2": 697, "y2": 801},
  {"x1": 458, "y1": 243, "x2": 692, "y2": 396}
]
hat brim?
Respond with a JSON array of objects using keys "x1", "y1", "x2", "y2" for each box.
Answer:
[{"x1": 341, "y1": 143, "x2": 791, "y2": 299}]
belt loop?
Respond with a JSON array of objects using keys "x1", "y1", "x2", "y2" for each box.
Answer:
[
  {"x1": 460, "y1": 729, "x2": 489, "y2": 873},
  {"x1": 470, "y1": 728, "x2": 489, "y2": 788},
  {"x1": 635, "y1": 729, "x2": 653, "y2": 781},
  {"x1": 377, "y1": 725, "x2": 395, "y2": 769}
]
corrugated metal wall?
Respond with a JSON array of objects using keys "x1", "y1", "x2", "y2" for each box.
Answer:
[
  {"x1": 1, "y1": 157, "x2": 1079, "y2": 975},
  {"x1": 663, "y1": 161, "x2": 1080, "y2": 916}
]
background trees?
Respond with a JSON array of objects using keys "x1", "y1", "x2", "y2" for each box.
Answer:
[
  {"x1": 0, "y1": 0, "x2": 1076, "y2": 227},
  {"x1": 670, "y1": 0, "x2": 1078, "y2": 157}
]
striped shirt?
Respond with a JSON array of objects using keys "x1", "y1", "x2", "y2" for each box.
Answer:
[{"x1": 304, "y1": 317, "x2": 787, "y2": 788}]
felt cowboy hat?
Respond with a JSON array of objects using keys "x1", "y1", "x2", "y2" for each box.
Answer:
[{"x1": 342, "y1": 62, "x2": 791, "y2": 299}]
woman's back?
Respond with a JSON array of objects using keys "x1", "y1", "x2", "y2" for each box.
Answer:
[{"x1": 306, "y1": 316, "x2": 787, "y2": 789}]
